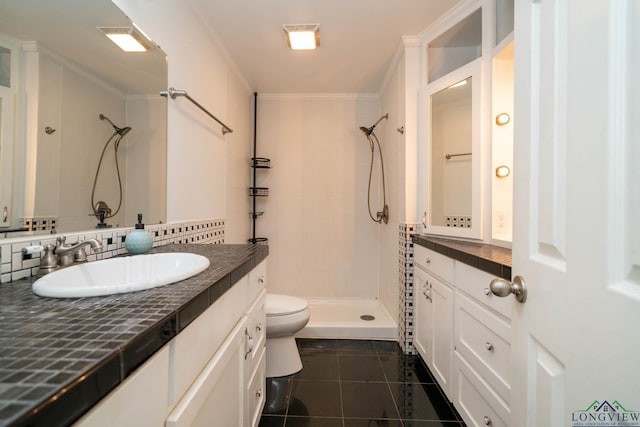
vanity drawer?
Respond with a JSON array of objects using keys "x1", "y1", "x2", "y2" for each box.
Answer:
[
  {"x1": 246, "y1": 347, "x2": 266, "y2": 427},
  {"x1": 453, "y1": 353, "x2": 510, "y2": 427},
  {"x1": 455, "y1": 293, "x2": 511, "y2": 405},
  {"x1": 414, "y1": 245, "x2": 454, "y2": 283},
  {"x1": 248, "y1": 259, "x2": 267, "y2": 300},
  {"x1": 244, "y1": 290, "x2": 266, "y2": 377},
  {"x1": 456, "y1": 262, "x2": 512, "y2": 319}
]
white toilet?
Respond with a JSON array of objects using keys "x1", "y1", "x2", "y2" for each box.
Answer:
[{"x1": 265, "y1": 294, "x2": 310, "y2": 377}]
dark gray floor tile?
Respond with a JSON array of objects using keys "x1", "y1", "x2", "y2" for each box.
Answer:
[
  {"x1": 333, "y1": 339, "x2": 376, "y2": 354},
  {"x1": 285, "y1": 416, "x2": 344, "y2": 426},
  {"x1": 297, "y1": 339, "x2": 338, "y2": 352},
  {"x1": 259, "y1": 415, "x2": 286, "y2": 427},
  {"x1": 389, "y1": 383, "x2": 458, "y2": 421},
  {"x1": 343, "y1": 418, "x2": 403, "y2": 426},
  {"x1": 373, "y1": 340, "x2": 403, "y2": 355},
  {"x1": 403, "y1": 421, "x2": 463, "y2": 426},
  {"x1": 264, "y1": 377, "x2": 292, "y2": 415},
  {"x1": 341, "y1": 382, "x2": 400, "y2": 419},
  {"x1": 339, "y1": 355, "x2": 385, "y2": 381},
  {"x1": 296, "y1": 352, "x2": 340, "y2": 380},
  {"x1": 288, "y1": 380, "x2": 342, "y2": 417},
  {"x1": 379, "y1": 355, "x2": 435, "y2": 384}
]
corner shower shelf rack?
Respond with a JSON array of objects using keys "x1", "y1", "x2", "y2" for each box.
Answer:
[{"x1": 249, "y1": 93, "x2": 269, "y2": 244}]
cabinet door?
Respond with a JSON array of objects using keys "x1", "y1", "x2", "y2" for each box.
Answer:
[
  {"x1": 413, "y1": 267, "x2": 432, "y2": 364},
  {"x1": 414, "y1": 267, "x2": 454, "y2": 400},
  {"x1": 429, "y1": 275, "x2": 454, "y2": 399},
  {"x1": 74, "y1": 347, "x2": 170, "y2": 427},
  {"x1": 166, "y1": 318, "x2": 247, "y2": 427}
]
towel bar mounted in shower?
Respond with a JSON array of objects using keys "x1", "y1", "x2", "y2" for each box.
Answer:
[
  {"x1": 445, "y1": 152, "x2": 472, "y2": 160},
  {"x1": 160, "y1": 87, "x2": 233, "y2": 135}
]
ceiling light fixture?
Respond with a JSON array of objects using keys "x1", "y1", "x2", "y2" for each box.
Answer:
[
  {"x1": 98, "y1": 26, "x2": 152, "y2": 52},
  {"x1": 283, "y1": 24, "x2": 320, "y2": 50}
]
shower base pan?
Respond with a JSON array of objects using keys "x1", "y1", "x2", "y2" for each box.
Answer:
[{"x1": 296, "y1": 298, "x2": 397, "y2": 340}]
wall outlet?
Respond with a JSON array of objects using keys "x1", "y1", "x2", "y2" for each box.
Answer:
[{"x1": 496, "y1": 211, "x2": 506, "y2": 232}]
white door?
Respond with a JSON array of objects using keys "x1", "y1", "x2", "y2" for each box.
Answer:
[{"x1": 511, "y1": 1, "x2": 640, "y2": 427}]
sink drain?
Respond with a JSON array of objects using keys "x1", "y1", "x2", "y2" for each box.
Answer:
[{"x1": 360, "y1": 314, "x2": 375, "y2": 321}]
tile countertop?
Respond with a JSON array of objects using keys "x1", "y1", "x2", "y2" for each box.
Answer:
[
  {"x1": 0, "y1": 243, "x2": 268, "y2": 427},
  {"x1": 412, "y1": 235, "x2": 512, "y2": 280}
]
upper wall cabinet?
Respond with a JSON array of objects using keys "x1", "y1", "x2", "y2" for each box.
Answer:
[
  {"x1": 494, "y1": 0, "x2": 514, "y2": 47},
  {"x1": 417, "y1": 0, "x2": 514, "y2": 244},
  {"x1": 421, "y1": 4, "x2": 484, "y2": 240},
  {"x1": 427, "y1": 8, "x2": 482, "y2": 84}
]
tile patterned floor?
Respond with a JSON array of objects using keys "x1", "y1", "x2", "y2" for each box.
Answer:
[{"x1": 259, "y1": 339, "x2": 466, "y2": 427}]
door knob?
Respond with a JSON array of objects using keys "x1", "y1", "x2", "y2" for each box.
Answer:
[{"x1": 489, "y1": 275, "x2": 527, "y2": 303}]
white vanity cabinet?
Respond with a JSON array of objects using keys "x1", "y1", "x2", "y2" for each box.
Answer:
[
  {"x1": 452, "y1": 263, "x2": 512, "y2": 427},
  {"x1": 413, "y1": 243, "x2": 513, "y2": 427},
  {"x1": 413, "y1": 245, "x2": 454, "y2": 399},
  {"x1": 75, "y1": 259, "x2": 268, "y2": 427}
]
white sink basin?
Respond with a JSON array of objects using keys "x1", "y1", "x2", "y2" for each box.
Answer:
[{"x1": 32, "y1": 253, "x2": 210, "y2": 298}]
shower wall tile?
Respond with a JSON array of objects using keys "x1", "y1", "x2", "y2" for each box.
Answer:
[
  {"x1": 0, "y1": 219, "x2": 225, "y2": 283},
  {"x1": 398, "y1": 223, "x2": 418, "y2": 355}
]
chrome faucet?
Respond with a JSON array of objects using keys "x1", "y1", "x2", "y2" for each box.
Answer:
[{"x1": 55, "y1": 236, "x2": 103, "y2": 266}]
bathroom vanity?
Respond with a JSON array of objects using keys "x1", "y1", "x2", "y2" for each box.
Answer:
[
  {"x1": 413, "y1": 235, "x2": 512, "y2": 427},
  {"x1": 0, "y1": 244, "x2": 268, "y2": 427}
]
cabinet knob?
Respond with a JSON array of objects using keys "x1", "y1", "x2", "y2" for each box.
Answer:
[
  {"x1": 256, "y1": 322, "x2": 263, "y2": 332},
  {"x1": 485, "y1": 342, "x2": 494, "y2": 351},
  {"x1": 258, "y1": 276, "x2": 265, "y2": 284},
  {"x1": 425, "y1": 258, "x2": 431, "y2": 264},
  {"x1": 483, "y1": 287, "x2": 491, "y2": 296},
  {"x1": 484, "y1": 415, "x2": 492, "y2": 425},
  {"x1": 256, "y1": 389, "x2": 263, "y2": 399}
]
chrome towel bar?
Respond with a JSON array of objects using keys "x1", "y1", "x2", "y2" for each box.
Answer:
[
  {"x1": 445, "y1": 152, "x2": 471, "y2": 160},
  {"x1": 160, "y1": 87, "x2": 233, "y2": 135}
]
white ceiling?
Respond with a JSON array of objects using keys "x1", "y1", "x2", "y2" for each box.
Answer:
[{"x1": 191, "y1": 0, "x2": 462, "y2": 93}]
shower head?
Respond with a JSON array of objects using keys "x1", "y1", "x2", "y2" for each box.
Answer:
[
  {"x1": 100, "y1": 113, "x2": 132, "y2": 136},
  {"x1": 360, "y1": 126, "x2": 373, "y2": 136},
  {"x1": 360, "y1": 113, "x2": 389, "y2": 137}
]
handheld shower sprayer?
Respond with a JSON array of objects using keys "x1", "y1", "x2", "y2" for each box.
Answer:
[
  {"x1": 91, "y1": 114, "x2": 132, "y2": 224},
  {"x1": 359, "y1": 113, "x2": 390, "y2": 224},
  {"x1": 99, "y1": 114, "x2": 132, "y2": 136}
]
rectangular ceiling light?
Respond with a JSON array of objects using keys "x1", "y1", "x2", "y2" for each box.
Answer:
[
  {"x1": 98, "y1": 26, "x2": 151, "y2": 52},
  {"x1": 283, "y1": 24, "x2": 320, "y2": 50}
]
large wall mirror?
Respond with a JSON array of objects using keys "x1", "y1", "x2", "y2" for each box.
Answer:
[
  {"x1": 0, "y1": 0, "x2": 167, "y2": 236},
  {"x1": 424, "y1": 61, "x2": 481, "y2": 239}
]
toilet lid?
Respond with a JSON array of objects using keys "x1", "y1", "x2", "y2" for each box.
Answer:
[{"x1": 266, "y1": 294, "x2": 308, "y2": 316}]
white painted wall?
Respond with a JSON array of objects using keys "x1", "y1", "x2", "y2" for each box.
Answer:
[
  {"x1": 256, "y1": 94, "x2": 381, "y2": 299},
  {"x1": 377, "y1": 56, "x2": 406, "y2": 323},
  {"x1": 113, "y1": 0, "x2": 252, "y2": 226}
]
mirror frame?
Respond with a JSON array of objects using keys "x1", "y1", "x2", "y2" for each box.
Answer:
[{"x1": 420, "y1": 59, "x2": 483, "y2": 239}]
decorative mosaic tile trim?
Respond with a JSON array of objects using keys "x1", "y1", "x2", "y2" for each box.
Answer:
[
  {"x1": 21, "y1": 216, "x2": 58, "y2": 233},
  {"x1": 444, "y1": 215, "x2": 472, "y2": 228},
  {"x1": 398, "y1": 223, "x2": 418, "y2": 355},
  {"x1": 0, "y1": 219, "x2": 225, "y2": 284}
]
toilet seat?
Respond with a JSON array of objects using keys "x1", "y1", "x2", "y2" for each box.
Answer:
[{"x1": 266, "y1": 294, "x2": 308, "y2": 316}]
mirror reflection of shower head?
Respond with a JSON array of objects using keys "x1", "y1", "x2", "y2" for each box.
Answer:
[{"x1": 99, "y1": 113, "x2": 132, "y2": 136}]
